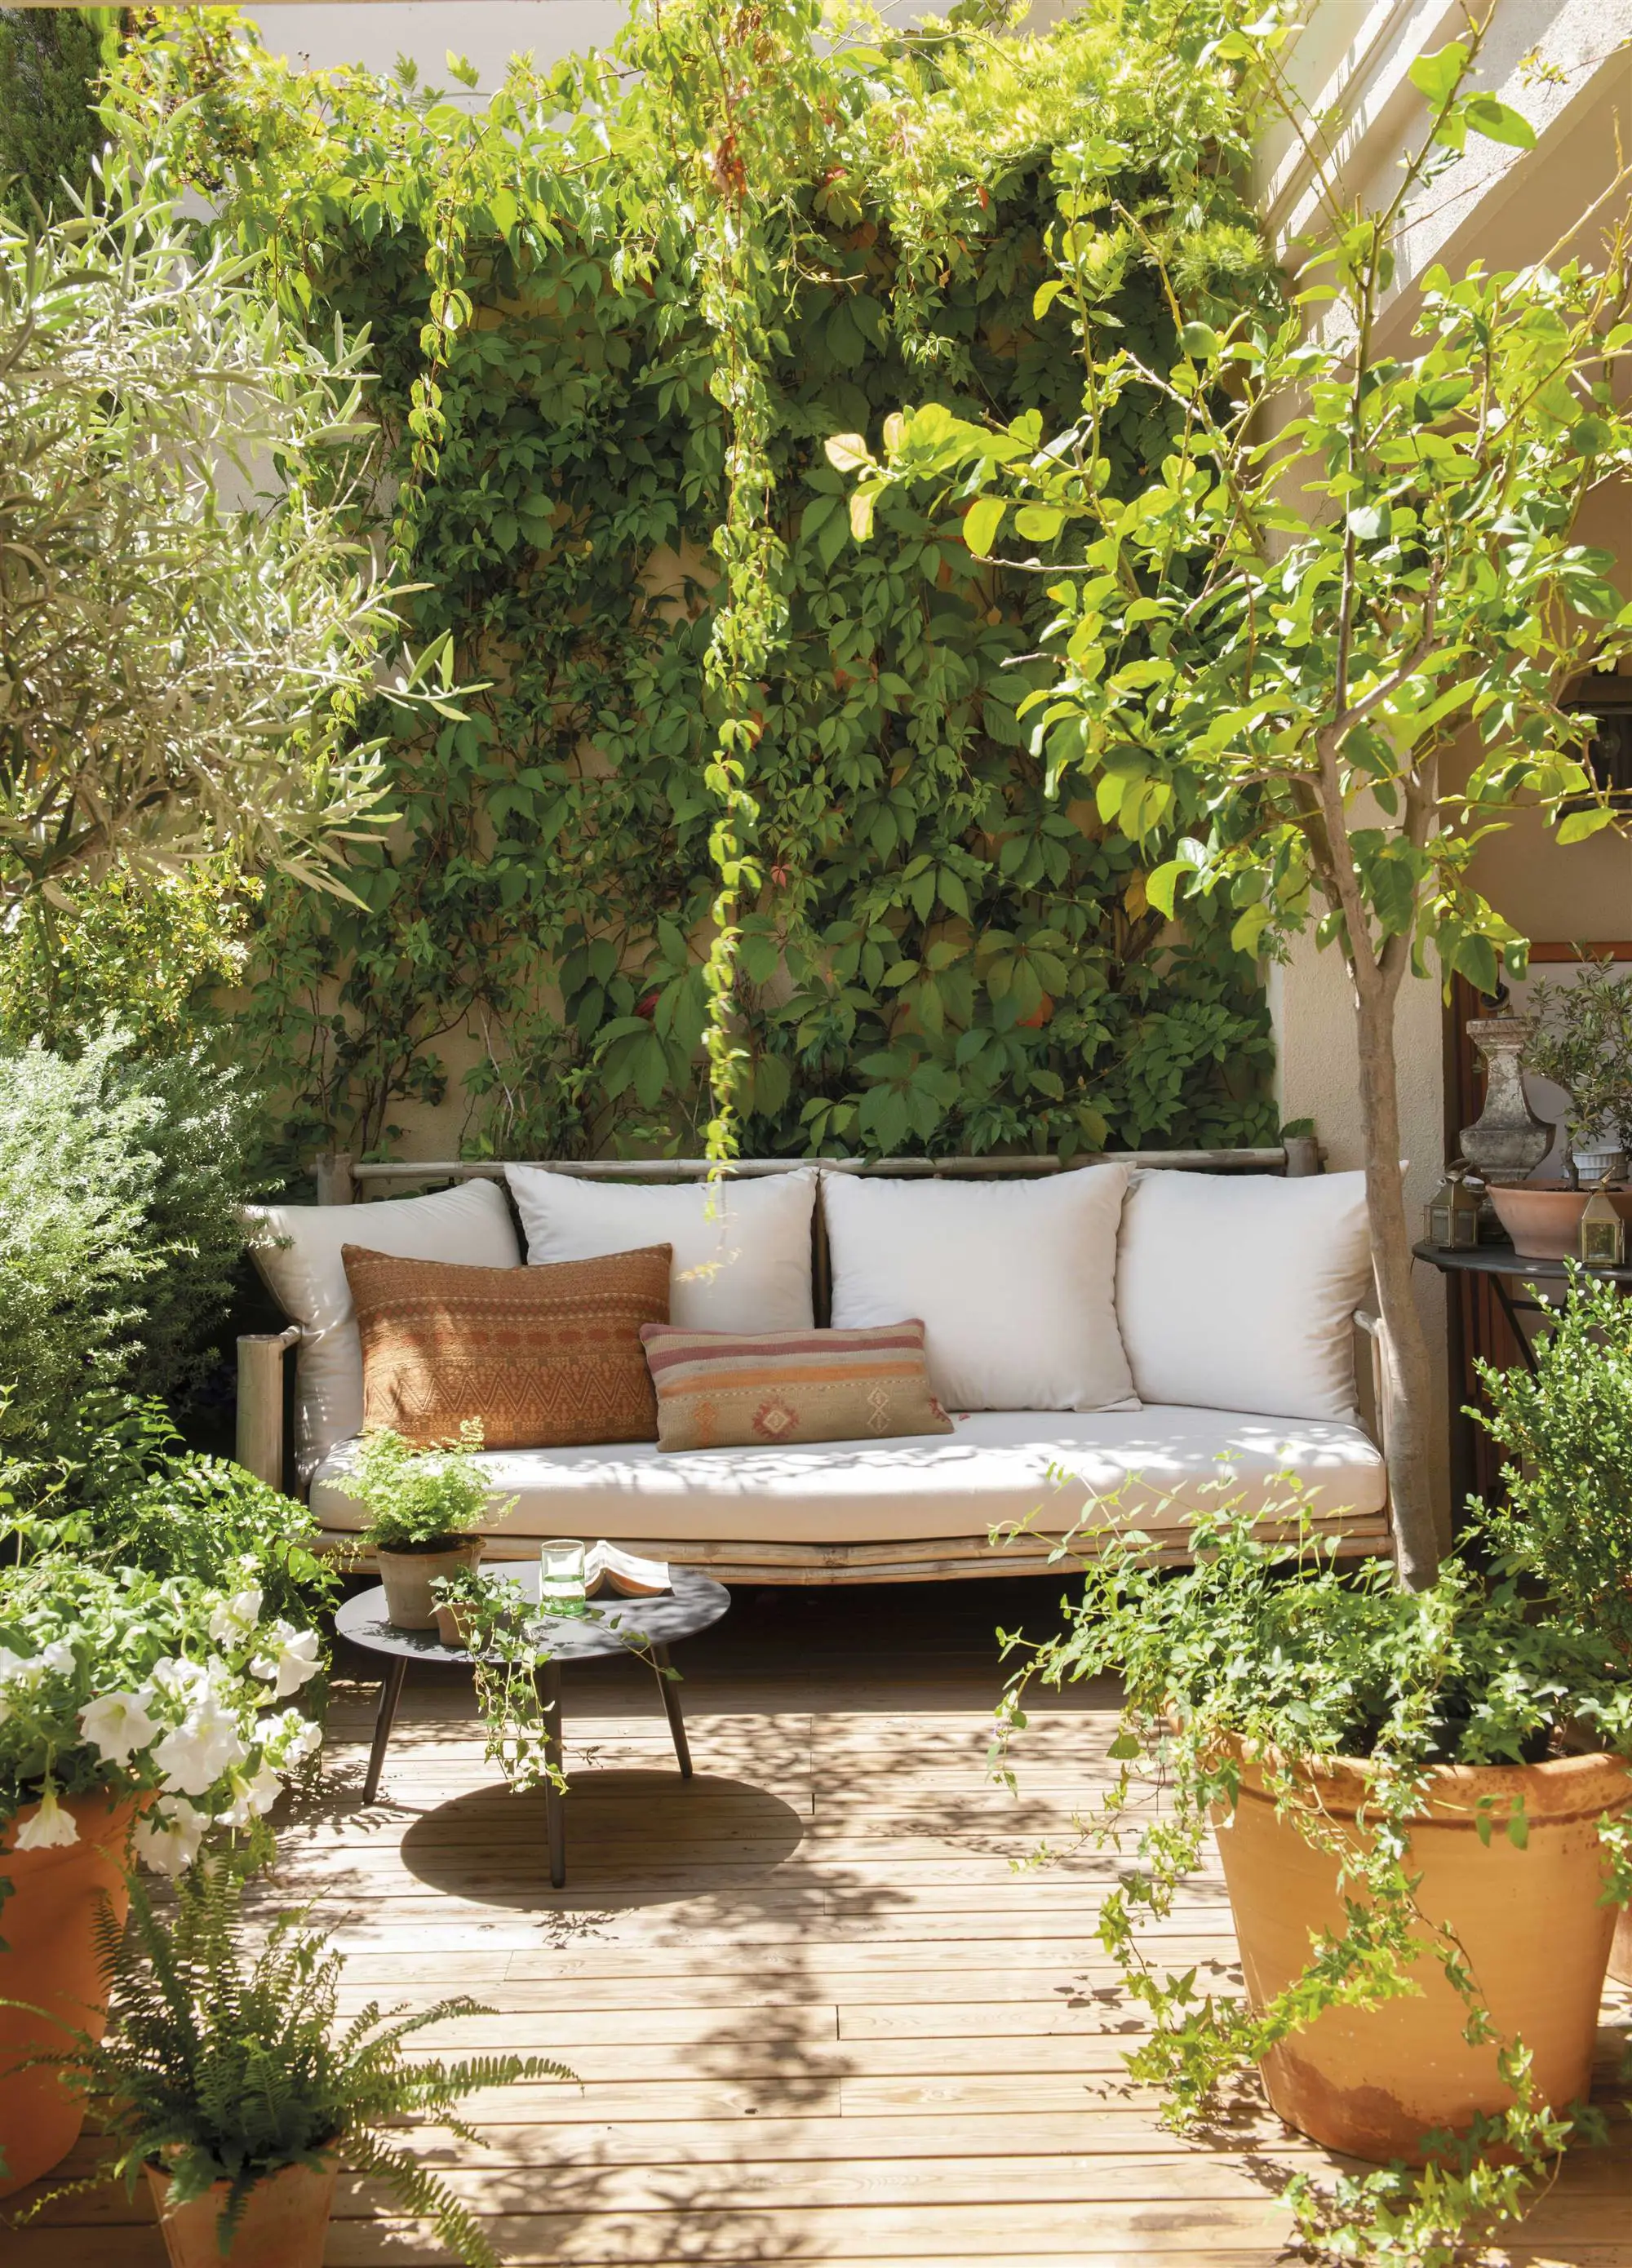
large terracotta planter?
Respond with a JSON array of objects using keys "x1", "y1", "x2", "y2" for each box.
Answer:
[
  {"x1": 1213, "y1": 1743, "x2": 1632, "y2": 2164},
  {"x1": 0, "y1": 1788, "x2": 145, "y2": 2196},
  {"x1": 376, "y1": 1538, "x2": 482, "y2": 1629},
  {"x1": 144, "y1": 2153, "x2": 339, "y2": 2268}
]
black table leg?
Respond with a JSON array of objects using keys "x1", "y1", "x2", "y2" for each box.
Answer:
[
  {"x1": 652, "y1": 1642, "x2": 692, "y2": 1779},
  {"x1": 363, "y1": 1657, "x2": 407, "y2": 1804},
  {"x1": 539, "y1": 1659, "x2": 566, "y2": 1889}
]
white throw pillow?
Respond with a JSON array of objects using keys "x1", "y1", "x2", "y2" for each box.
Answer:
[
  {"x1": 505, "y1": 1166, "x2": 818, "y2": 1333},
  {"x1": 823, "y1": 1167, "x2": 1138, "y2": 1413},
  {"x1": 1115, "y1": 1169, "x2": 1372, "y2": 1422},
  {"x1": 245, "y1": 1178, "x2": 520, "y2": 1479}
]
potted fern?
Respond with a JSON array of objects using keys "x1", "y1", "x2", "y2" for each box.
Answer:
[
  {"x1": 342, "y1": 1424, "x2": 493, "y2": 1629},
  {"x1": 13, "y1": 1858, "x2": 572, "y2": 2267}
]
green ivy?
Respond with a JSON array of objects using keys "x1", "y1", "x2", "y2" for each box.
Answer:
[{"x1": 111, "y1": 2, "x2": 1278, "y2": 1167}]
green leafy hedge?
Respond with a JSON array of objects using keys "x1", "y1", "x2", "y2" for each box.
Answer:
[{"x1": 116, "y1": 3, "x2": 1278, "y2": 1165}]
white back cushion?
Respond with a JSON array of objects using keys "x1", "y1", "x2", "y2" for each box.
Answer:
[
  {"x1": 246, "y1": 1179, "x2": 520, "y2": 1479},
  {"x1": 823, "y1": 1167, "x2": 1138, "y2": 1413},
  {"x1": 1115, "y1": 1169, "x2": 1371, "y2": 1421},
  {"x1": 506, "y1": 1166, "x2": 818, "y2": 1333}
]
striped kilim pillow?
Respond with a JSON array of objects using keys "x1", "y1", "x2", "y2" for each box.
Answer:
[{"x1": 640, "y1": 1321, "x2": 954, "y2": 1453}]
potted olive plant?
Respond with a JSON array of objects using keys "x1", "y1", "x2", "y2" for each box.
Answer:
[
  {"x1": 996, "y1": 1372, "x2": 1632, "y2": 2261},
  {"x1": 12, "y1": 1858, "x2": 573, "y2": 2267},
  {"x1": 1513, "y1": 960, "x2": 1632, "y2": 1221},
  {"x1": 0, "y1": 1558, "x2": 322, "y2": 2195},
  {"x1": 343, "y1": 1424, "x2": 494, "y2": 1628}
]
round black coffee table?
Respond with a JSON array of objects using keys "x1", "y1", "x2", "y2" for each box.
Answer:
[{"x1": 336, "y1": 1566, "x2": 730, "y2": 1886}]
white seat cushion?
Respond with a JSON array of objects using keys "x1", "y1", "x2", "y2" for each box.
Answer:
[
  {"x1": 823, "y1": 1167, "x2": 1138, "y2": 1412},
  {"x1": 311, "y1": 1406, "x2": 1385, "y2": 1546},
  {"x1": 505, "y1": 1165, "x2": 818, "y2": 1332},
  {"x1": 245, "y1": 1179, "x2": 521, "y2": 1480}
]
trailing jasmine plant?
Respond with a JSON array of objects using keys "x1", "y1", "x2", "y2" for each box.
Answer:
[
  {"x1": 430, "y1": 1566, "x2": 565, "y2": 1796},
  {"x1": 992, "y1": 1489, "x2": 1632, "y2": 2266},
  {"x1": 0, "y1": 1553, "x2": 323, "y2": 1883},
  {"x1": 11, "y1": 1854, "x2": 573, "y2": 2268},
  {"x1": 430, "y1": 1565, "x2": 677, "y2": 1798}
]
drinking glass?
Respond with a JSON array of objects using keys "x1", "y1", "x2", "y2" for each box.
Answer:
[{"x1": 539, "y1": 1537, "x2": 588, "y2": 1616}]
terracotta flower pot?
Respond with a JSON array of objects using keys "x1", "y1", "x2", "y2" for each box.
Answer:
[
  {"x1": 144, "y1": 2152, "x2": 339, "y2": 2268},
  {"x1": 0, "y1": 1789, "x2": 146, "y2": 2197},
  {"x1": 1487, "y1": 1183, "x2": 1591, "y2": 1259},
  {"x1": 432, "y1": 1597, "x2": 483, "y2": 1650},
  {"x1": 376, "y1": 1538, "x2": 482, "y2": 1629},
  {"x1": 1212, "y1": 1742, "x2": 1632, "y2": 2164}
]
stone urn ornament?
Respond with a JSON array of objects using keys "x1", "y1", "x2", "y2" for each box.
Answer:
[{"x1": 1460, "y1": 1013, "x2": 1552, "y2": 1186}]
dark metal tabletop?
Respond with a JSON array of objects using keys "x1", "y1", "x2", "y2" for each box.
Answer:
[
  {"x1": 335, "y1": 1563, "x2": 730, "y2": 1666},
  {"x1": 1412, "y1": 1239, "x2": 1632, "y2": 1287}
]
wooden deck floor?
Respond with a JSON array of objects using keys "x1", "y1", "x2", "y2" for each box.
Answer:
[{"x1": 14, "y1": 1578, "x2": 1632, "y2": 2266}]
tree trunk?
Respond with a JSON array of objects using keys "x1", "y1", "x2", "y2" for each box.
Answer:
[{"x1": 1352, "y1": 974, "x2": 1449, "y2": 1587}]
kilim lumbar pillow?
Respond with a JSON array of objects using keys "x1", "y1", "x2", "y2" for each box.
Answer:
[
  {"x1": 639, "y1": 1321, "x2": 953, "y2": 1453},
  {"x1": 342, "y1": 1243, "x2": 672, "y2": 1449}
]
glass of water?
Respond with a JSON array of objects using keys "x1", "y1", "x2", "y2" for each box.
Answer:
[{"x1": 539, "y1": 1537, "x2": 588, "y2": 1616}]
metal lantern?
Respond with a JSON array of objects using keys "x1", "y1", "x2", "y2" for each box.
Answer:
[
  {"x1": 1579, "y1": 1183, "x2": 1626, "y2": 1268},
  {"x1": 1426, "y1": 1168, "x2": 1482, "y2": 1251}
]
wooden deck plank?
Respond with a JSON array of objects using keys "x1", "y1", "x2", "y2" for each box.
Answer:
[{"x1": 13, "y1": 1587, "x2": 1630, "y2": 2268}]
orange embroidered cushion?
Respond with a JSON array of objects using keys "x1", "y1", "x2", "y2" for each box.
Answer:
[
  {"x1": 639, "y1": 1321, "x2": 953, "y2": 1453},
  {"x1": 342, "y1": 1243, "x2": 672, "y2": 1449}
]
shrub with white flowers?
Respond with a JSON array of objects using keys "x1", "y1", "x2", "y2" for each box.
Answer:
[{"x1": 0, "y1": 1556, "x2": 322, "y2": 1884}]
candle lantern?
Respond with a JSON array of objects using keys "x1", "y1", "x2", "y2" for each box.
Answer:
[
  {"x1": 1580, "y1": 1183, "x2": 1626, "y2": 1269},
  {"x1": 1425, "y1": 1168, "x2": 1482, "y2": 1251}
]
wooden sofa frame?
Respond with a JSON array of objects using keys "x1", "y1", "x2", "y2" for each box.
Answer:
[{"x1": 237, "y1": 1140, "x2": 1396, "y2": 1581}]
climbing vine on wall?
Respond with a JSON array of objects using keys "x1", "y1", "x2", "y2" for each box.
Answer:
[{"x1": 112, "y1": 0, "x2": 1280, "y2": 1167}]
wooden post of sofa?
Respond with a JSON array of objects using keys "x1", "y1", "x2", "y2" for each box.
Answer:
[
  {"x1": 314, "y1": 1150, "x2": 356, "y2": 1205},
  {"x1": 237, "y1": 1325, "x2": 299, "y2": 1491},
  {"x1": 1282, "y1": 1132, "x2": 1323, "y2": 1176}
]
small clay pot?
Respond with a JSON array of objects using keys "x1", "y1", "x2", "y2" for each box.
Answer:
[
  {"x1": 376, "y1": 1538, "x2": 482, "y2": 1629},
  {"x1": 144, "y1": 2152, "x2": 339, "y2": 2268},
  {"x1": 1213, "y1": 1739, "x2": 1632, "y2": 2164},
  {"x1": 432, "y1": 1597, "x2": 483, "y2": 1650}
]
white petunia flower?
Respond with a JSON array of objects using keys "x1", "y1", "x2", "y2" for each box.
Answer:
[
  {"x1": 0, "y1": 1646, "x2": 43, "y2": 1693},
  {"x1": 142, "y1": 1656, "x2": 208, "y2": 1711},
  {"x1": 40, "y1": 1638, "x2": 78, "y2": 1677},
  {"x1": 261, "y1": 1706, "x2": 323, "y2": 1770},
  {"x1": 224, "y1": 1761, "x2": 283, "y2": 1827},
  {"x1": 13, "y1": 1785, "x2": 80, "y2": 1850},
  {"x1": 133, "y1": 1799, "x2": 208, "y2": 1876},
  {"x1": 153, "y1": 1695, "x2": 249, "y2": 1796},
  {"x1": 78, "y1": 1690, "x2": 160, "y2": 1767},
  {"x1": 251, "y1": 1623, "x2": 322, "y2": 1699},
  {"x1": 208, "y1": 1587, "x2": 264, "y2": 1646}
]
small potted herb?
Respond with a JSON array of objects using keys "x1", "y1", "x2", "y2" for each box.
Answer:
[
  {"x1": 12, "y1": 1857, "x2": 573, "y2": 2267},
  {"x1": 343, "y1": 1424, "x2": 494, "y2": 1629},
  {"x1": 996, "y1": 1441, "x2": 1632, "y2": 2261}
]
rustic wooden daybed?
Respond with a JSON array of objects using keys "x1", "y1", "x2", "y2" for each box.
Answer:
[{"x1": 237, "y1": 1143, "x2": 1395, "y2": 1583}]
